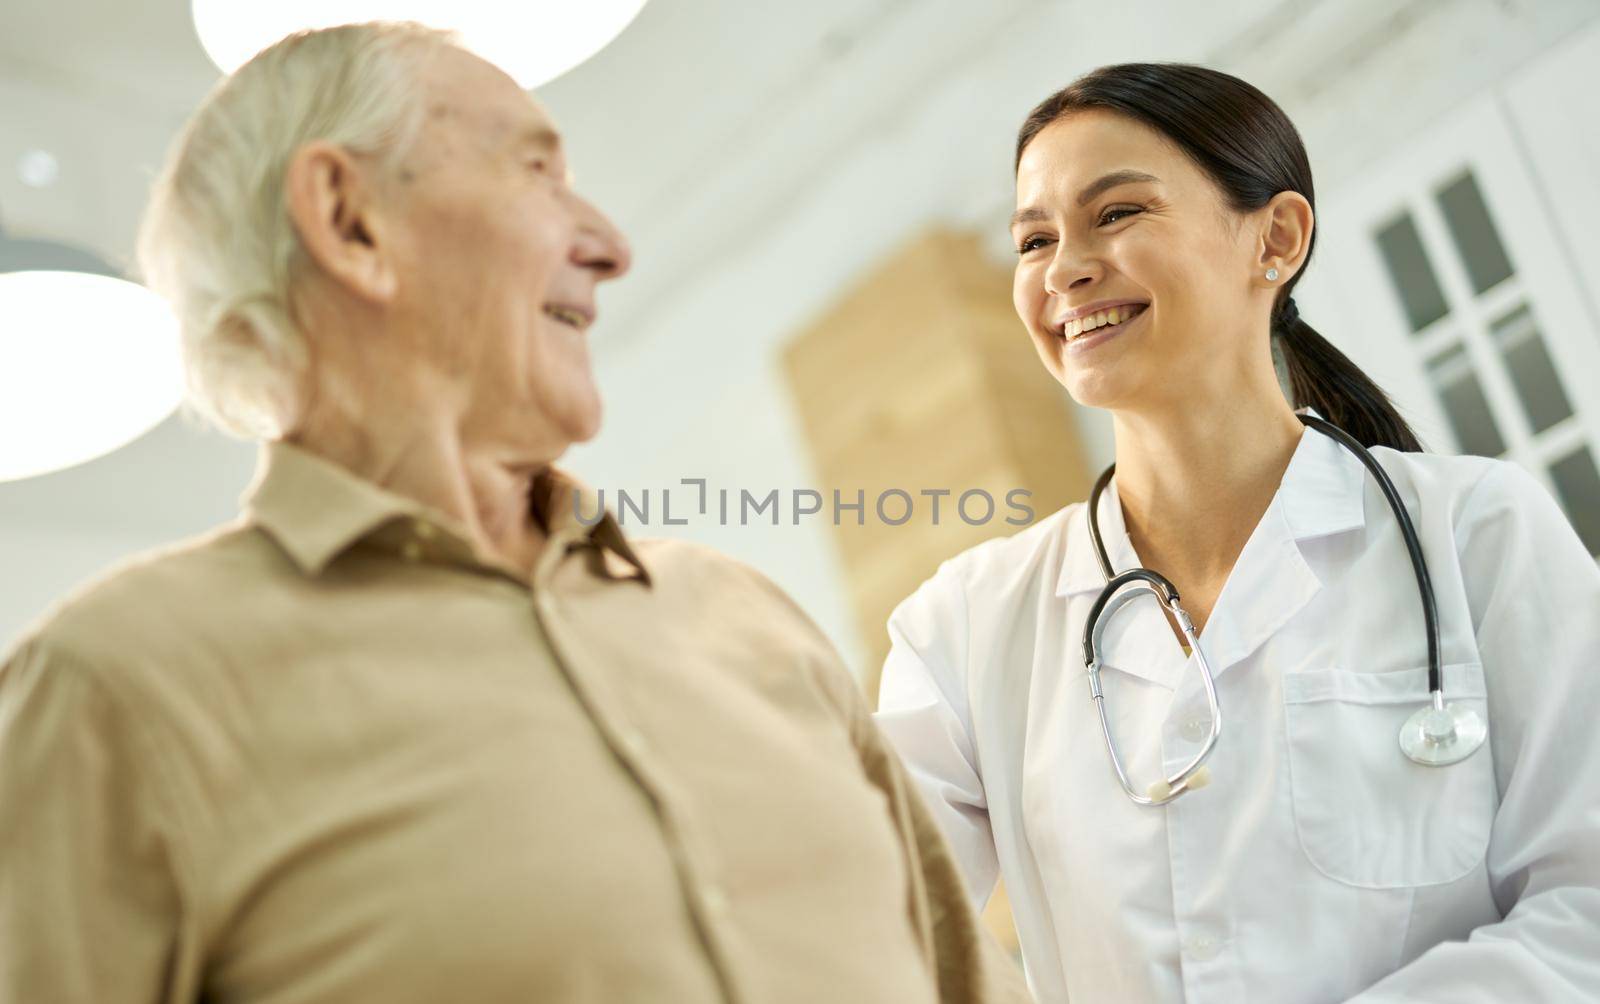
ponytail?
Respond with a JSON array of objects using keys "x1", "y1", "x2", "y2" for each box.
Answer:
[{"x1": 1274, "y1": 300, "x2": 1422, "y2": 452}]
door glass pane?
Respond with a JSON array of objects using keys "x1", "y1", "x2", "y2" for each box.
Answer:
[
  {"x1": 1436, "y1": 170, "x2": 1515, "y2": 295},
  {"x1": 1490, "y1": 302, "x2": 1573, "y2": 434},
  {"x1": 1426, "y1": 343, "x2": 1505, "y2": 457},
  {"x1": 1548, "y1": 446, "x2": 1600, "y2": 556},
  {"x1": 1375, "y1": 212, "x2": 1449, "y2": 334}
]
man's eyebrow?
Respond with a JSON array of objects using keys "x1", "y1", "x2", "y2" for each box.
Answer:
[
  {"x1": 512, "y1": 125, "x2": 562, "y2": 152},
  {"x1": 1010, "y1": 169, "x2": 1162, "y2": 227}
]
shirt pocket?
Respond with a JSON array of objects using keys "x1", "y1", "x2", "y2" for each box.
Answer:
[{"x1": 1281, "y1": 663, "x2": 1496, "y2": 889}]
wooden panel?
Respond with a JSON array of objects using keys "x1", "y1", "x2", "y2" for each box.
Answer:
[{"x1": 783, "y1": 227, "x2": 1090, "y2": 695}]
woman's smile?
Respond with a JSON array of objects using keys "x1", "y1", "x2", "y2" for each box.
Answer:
[{"x1": 1062, "y1": 301, "x2": 1149, "y2": 356}]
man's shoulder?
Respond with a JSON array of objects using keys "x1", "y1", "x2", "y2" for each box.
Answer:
[
  {"x1": 7, "y1": 521, "x2": 283, "y2": 672},
  {"x1": 625, "y1": 534, "x2": 852, "y2": 680},
  {"x1": 630, "y1": 535, "x2": 791, "y2": 597}
]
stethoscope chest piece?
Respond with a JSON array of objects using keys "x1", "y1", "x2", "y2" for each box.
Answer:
[{"x1": 1399, "y1": 700, "x2": 1488, "y2": 766}]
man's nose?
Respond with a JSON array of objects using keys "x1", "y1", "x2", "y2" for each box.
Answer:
[{"x1": 572, "y1": 196, "x2": 631, "y2": 281}]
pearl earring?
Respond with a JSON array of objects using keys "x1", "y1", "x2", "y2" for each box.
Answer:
[{"x1": 1265, "y1": 267, "x2": 1280, "y2": 281}]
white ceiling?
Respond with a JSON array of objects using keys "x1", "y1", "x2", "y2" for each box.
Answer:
[{"x1": 2, "y1": 0, "x2": 1368, "y2": 330}]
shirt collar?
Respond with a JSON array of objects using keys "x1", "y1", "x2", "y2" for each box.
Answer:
[
  {"x1": 1056, "y1": 406, "x2": 1367, "y2": 597},
  {"x1": 241, "y1": 440, "x2": 649, "y2": 584}
]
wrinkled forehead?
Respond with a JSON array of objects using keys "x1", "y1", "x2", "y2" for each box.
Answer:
[{"x1": 415, "y1": 45, "x2": 563, "y2": 157}]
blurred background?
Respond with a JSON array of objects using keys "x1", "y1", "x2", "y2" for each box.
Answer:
[{"x1": 6, "y1": 0, "x2": 1600, "y2": 702}]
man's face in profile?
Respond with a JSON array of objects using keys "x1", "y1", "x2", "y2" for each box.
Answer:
[{"x1": 377, "y1": 45, "x2": 631, "y2": 449}]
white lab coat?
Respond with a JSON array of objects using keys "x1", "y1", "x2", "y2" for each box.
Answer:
[{"x1": 875, "y1": 420, "x2": 1600, "y2": 1003}]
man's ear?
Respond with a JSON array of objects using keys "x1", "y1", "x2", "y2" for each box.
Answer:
[
  {"x1": 284, "y1": 140, "x2": 398, "y2": 304},
  {"x1": 1258, "y1": 191, "x2": 1314, "y2": 280}
]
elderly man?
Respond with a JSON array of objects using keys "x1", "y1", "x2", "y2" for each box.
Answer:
[{"x1": 0, "y1": 22, "x2": 1028, "y2": 1004}]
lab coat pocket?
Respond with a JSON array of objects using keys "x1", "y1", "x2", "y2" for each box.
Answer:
[{"x1": 1282, "y1": 663, "x2": 1495, "y2": 889}]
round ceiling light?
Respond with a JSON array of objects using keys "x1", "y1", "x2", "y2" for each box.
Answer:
[
  {"x1": 191, "y1": 0, "x2": 649, "y2": 89},
  {"x1": 0, "y1": 271, "x2": 184, "y2": 482}
]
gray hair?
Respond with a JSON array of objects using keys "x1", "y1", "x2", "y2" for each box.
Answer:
[{"x1": 136, "y1": 21, "x2": 460, "y2": 439}]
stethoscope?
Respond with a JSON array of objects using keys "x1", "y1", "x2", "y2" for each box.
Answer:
[{"x1": 1081, "y1": 413, "x2": 1489, "y2": 806}]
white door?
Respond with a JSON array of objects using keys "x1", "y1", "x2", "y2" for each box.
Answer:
[{"x1": 1316, "y1": 92, "x2": 1600, "y2": 557}]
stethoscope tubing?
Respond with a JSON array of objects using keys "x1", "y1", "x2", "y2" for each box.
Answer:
[
  {"x1": 1084, "y1": 414, "x2": 1444, "y2": 695},
  {"x1": 1079, "y1": 413, "x2": 1483, "y2": 797}
]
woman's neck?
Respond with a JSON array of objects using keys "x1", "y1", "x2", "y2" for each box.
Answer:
[{"x1": 1109, "y1": 389, "x2": 1305, "y2": 610}]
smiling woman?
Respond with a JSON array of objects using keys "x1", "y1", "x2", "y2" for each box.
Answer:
[
  {"x1": 1006, "y1": 67, "x2": 1419, "y2": 452},
  {"x1": 876, "y1": 60, "x2": 1600, "y2": 1004}
]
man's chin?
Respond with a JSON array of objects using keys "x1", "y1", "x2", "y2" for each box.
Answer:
[
  {"x1": 524, "y1": 372, "x2": 603, "y2": 445},
  {"x1": 569, "y1": 410, "x2": 602, "y2": 444},
  {"x1": 560, "y1": 392, "x2": 603, "y2": 444}
]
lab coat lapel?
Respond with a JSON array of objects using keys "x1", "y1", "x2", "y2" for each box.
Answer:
[
  {"x1": 1057, "y1": 477, "x2": 1186, "y2": 690},
  {"x1": 1193, "y1": 499, "x2": 1320, "y2": 683},
  {"x1": 1191, "y1": 420, "x2": 1368, "y2": 684}
]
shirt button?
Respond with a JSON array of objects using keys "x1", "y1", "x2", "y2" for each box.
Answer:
[
  {"x1": 616, "y1": 728, "x2": 649, "y2": 757},
  {"x1": 399, "y1": 540, "x2": 424, "y2": 563},
  {"x1": 412, "y1": 519, "x2": 437, "y2": 541},
  {"x1": 703, "y1": 886, "x2": 730, "y2": 917},
  {"x1": 1184, "y1": 933, "x2": 1223, "y2": 961},
  {"x1": 1180, "y1": 716, "x2": 1210, "y2": 743}
]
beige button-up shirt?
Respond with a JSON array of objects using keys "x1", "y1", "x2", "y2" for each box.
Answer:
[{"x1": 0, "y1": 442, "x2": 1028, "y2": 1004}]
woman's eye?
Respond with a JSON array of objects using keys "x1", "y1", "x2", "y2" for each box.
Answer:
[{"x1": 1017, "y1": 207, "x2": 1140, "y2": 253}]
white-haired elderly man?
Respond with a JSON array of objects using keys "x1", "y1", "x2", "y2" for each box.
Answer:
[{"x1": 0, "y1": 22, "x2": 1028, "y2": 1004}]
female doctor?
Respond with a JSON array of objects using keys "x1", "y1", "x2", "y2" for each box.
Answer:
[{"x1": 875, "y1": 62, "x2": 1600, "y2": 1004}]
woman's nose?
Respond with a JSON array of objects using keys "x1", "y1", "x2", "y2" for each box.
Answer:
[{"x1": 1044, "y1": 246, "x2": 1098, "y2": 297}]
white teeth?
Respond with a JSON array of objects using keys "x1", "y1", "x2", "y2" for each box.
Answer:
[
  {"x1": 1065, "y1": 303, "x2": 1145, "y2": 340},
  {"x1": 544, "y1": 306, "x2": 585, "y2": 327}
]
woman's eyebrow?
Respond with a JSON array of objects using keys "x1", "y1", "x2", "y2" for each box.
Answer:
[
  {"x1": 1075, "y1": 169, "x2": 1160, "y2": 206},
  {"x1": 1011, "y1": 169, "x2": 1163, "y2": 228}
]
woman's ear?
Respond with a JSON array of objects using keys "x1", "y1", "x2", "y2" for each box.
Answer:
[
  {"x1": 284, "y1": 140, "x2": 398, "y2": 305},
  {"x1": 1258, "y1": 191, "x2": 1314, "y2": 280}
]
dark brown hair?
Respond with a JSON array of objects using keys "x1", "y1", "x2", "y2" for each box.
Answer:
[{"x1": 1016, "y1": 62, "x2": 1422, "y2": 452}]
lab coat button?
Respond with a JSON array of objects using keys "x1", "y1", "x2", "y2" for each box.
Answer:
[
  {"x1": 400, "y1": 540, "x2": 424, "y2": 563},
  {"x1": 1183, "y1": 933, "x2": 1223, "y2": 961},
  {"x1": 1180, "y1": 716, "x2": 1210, "y2": 742}
]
